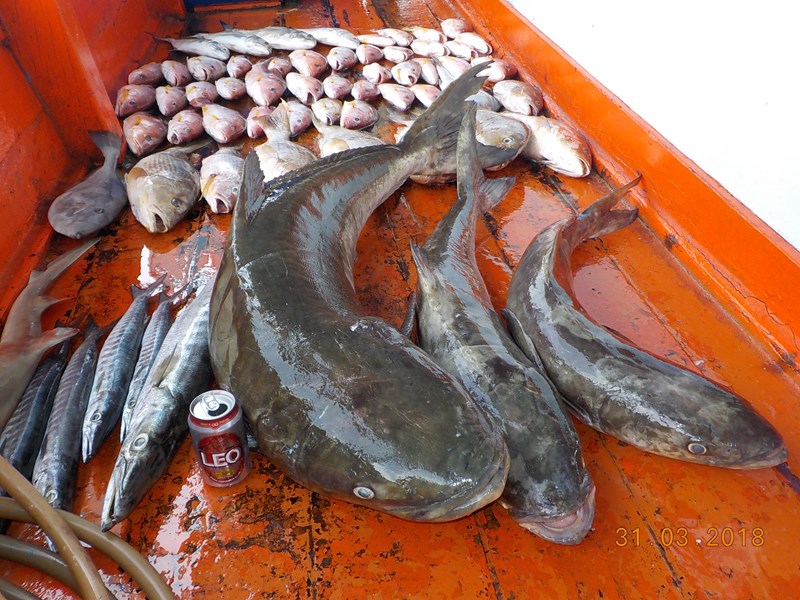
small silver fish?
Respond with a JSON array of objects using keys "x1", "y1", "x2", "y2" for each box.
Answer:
[
  {"x1": 322, "y1": 74, "x2": 353, "y2": 100},
  {"x1": 246, "y1": 105, "x2": 275, "y2": 139},
  {"x1": 410, "y1": 39, "x2": 449, "y2": 58},
  {"x1": 444, "y1": 40, "x2": 478, "y2": 60},
  {"x1": 289, "y1": 49, "x2": 328, "y2": 78},
  {"x1": 200, "y1": 148, "x2": 245, "y2": 214},
  {"x1": 155, "y1": 36, "x2": 230, "y2": 60},
  {"x1": 202, "y1": 104, "x2": 246, "y2": 144},
  {"x1": 254, "y1": 102, "x2": 317, "y2": 181},
  {"x1": 383, "y1": 46, "x2": 415, "y2": 64},
  {"x1": 122, "y1": 112, "x2": 167, "y2": 157},
  {"x1": 155, "y1": 85, "x2": 188, "y2": 117},
  {"x1": 244, "y1": 68, "x2": 286, "y2": 106},
  {"x1": 186, "y1": 81, "x2": 219, "y2": 107},
  {"x1": 492, "y1": 80, "x2": 544, "y2": 115},
  {"x1": 313, "y1": 118, "x2": 385, "y2": 157},
  {"x1": 300, "y1": 27, "x2": 360, "y2": 49},
  {"x1": 410, "y1": 83, "x2": 442, "y2": 108},
  {"x1": 405, "y1": 26, "x2": 446, "y2": 43},
  {"x1": 356, "y1": 44, "x2": 384, "y2": 65},
  {"x1": 378, "y1": 83, "x2": 416, "y2": 111},
  {"x1": 245, "y1": 26, "x2": 316, "y2": 51},
  {"x1": 466, "y1": 89, "x2": 501, "y2": 111},
  {"x1": 475, "y1": 110, "x2": 530, "y2": 170},
  {"x1": 215, "y1": 77, "x2": 247, "y2": 101},
  {"x1": 227, "y1": 56, "x2": 252, "y2": 78},
  {"x1": 285, "y1": 72, "x2": 324, "y2": 105},
  {"x1": 357, "y1": 34, "x2": 395, "y2": 47},
  {"x1": 286, "y1": 101, "x2": 313, "y2": 137},
  {"x1": 340, "y1": 100, "x2": 379, "y2": 130},
  {"x1": 351, "y1": 79, "x2": 380, "y2": 102},
  {"x1": 114, "y1": 85, "x2": 156, "y2": 117},
  {"x1": 128, "y1": 62, "x2": 164, "y2": 86},
  {"x1": 440, "y1": 18, "x2": 472, "y2": 39},
  {"x1": 259, "y1": 56, "x2": 292, "y2": 77},
  {"x1": 374, "y1": 28, "x2": 415, "y2": 47},
  {"x1": 455, "y1": 32, "x2": 492, "y2": 55},
  {"x1": 416, "y1": 57, "x2": 440, "y2": 86},
  {"x1": 311, "y1": 98, "x2": 343, "y2": 126},
  {"x1": 194, "y1": 31, "x2": 273, "y2": 56},
  {"x1": 361, "y1": 63, "x2": 392, "y2": 84},
  {"x1": 327, "y1": 47, "x2": 358, "y2": 71},
  {"x1": 167, "y1": 109, "x2": 204, "y2": 145},
  {"x1": 161, "y1": 60, "x2": 192, "y2": 87},
  {"x1": 501, "y1": 113, "x2": 593, "y2": 177},
  {"x1": 187, "y1": 56, "x2": 227, "y2": 81},
  {"x1": 479, "y1": 59, "x2": 517, "y2": 83},
  {"x1": 391, "y1": 60, "x2": 422, "y2": 86},
  {"x1": 125, "y1": 147, "x2": 202, "y2": 233},
  {"x1": 48, "y1": 131, "x2": 127, "y2": 239}
]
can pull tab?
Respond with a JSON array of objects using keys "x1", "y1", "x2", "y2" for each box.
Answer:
[{"x1": 202, "y1": 394, "x2": 226, "y2": 418}]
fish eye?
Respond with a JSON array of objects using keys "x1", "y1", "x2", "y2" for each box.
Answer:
[
  {"x1": 94, "y1": 207, "x2": 105, "y2": 214},
  {"x1": 133, "y1": 433, "x2": 148, "y2": 450},
  {"x1": 44, "y1": 489, "x2": 59, "y2": 503},
  {"x1": 145, "y1": 135, "x2": 153, "y2": 142},
  {"x1": 503, "y1": 136, "x2": 513, "y2": 145},
  {"x1": 90, "y1": 411, "x2": 102, "y2": 422},
  {"x1": 353, "y1": 486, "x2": 375, "y2": 500},
  {"x1": 687, "y1": 442, "x2": 707, "y2": 455},
  {"x1": 171, "y1": 197, "x2": 183, "y2": 207}
]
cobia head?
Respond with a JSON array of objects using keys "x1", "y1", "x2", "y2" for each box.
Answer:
[
  {"x1": 510, "y1": 485, "x2": 596, "y2": 545},
  {"x1": 605, "y1": 363, "x2": 788, "y2": 469}
]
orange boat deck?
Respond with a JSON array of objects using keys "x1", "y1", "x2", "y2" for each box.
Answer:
[{"x1": 1, "y1": 0, "x2": 799, "y2": 598}]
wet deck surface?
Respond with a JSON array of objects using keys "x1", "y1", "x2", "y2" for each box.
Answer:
[{"x1": 1, "y1": 0, "x2": 800, "y2": 598}]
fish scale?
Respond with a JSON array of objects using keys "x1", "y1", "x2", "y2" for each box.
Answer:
[
  {"x1": 81, "y1": 276, "x2": 165, "y2": 462},
  {"x1": 32, "y1": 323, "x2": 104, "y2": 511}
]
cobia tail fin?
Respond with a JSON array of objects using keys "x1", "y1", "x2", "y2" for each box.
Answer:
[
  {"x1": 398, "y1": 62, "x2": 491, "y2": 176},
  {"x1": 561, "y1": 175, "x2": 641, "y2": 252}
]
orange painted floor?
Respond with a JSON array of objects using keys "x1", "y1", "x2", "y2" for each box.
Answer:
[{"x1": 1, "y1": 0, "x2": 800, "y2": 598}]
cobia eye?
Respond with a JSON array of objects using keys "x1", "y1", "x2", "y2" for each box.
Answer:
[
  {"x1": 688, "y1": 442, "x2": 707, "y2": 455},
  {"x1": 171, "y1": 197, "x2": 182, "y2": 207},
  {"x1": 353, "y1": 486, "x2": 375, "y2": 500}
]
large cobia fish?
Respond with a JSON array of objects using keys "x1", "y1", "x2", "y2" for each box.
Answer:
[
  {"x1": 0, "y1": 239, "x2": 97, "y2": 431},
  {"x1": 209, "y1": 64, "x2": 510, "y2": 521},
  {"x1": 102, "y1": 277, "x2": 214, "y2": 531},
  {"x1": 410, "y1": 106, "x2": 594, "y2": 544},
  {"x1": 504, "y1": 177, "x2": 788, "y2": 468}
]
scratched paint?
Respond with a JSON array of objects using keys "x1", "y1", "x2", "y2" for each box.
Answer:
[{"x1": 0, "y1": 0, "x2": 798, "y2": 598}]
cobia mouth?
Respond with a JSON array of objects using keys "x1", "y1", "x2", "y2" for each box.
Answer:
[{"x1": 516, "y1": 485, "x2": 596, "y2": 545}]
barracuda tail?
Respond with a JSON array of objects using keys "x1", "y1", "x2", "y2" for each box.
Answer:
[{"x1": 399, "y1": 62, "x2": 491, "y2": 182}]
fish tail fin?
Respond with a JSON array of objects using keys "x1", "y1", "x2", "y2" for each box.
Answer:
[
  {"x1": 264, "y1": 101, "x2": 290, "y2": 138},
  {"x1": 457, "y1": 104, "x2": 516, "y2": 214},
  {"x1": 88, "y1": 131, "x2": 122, "y2": 164},
  {"x1": 398, "y1": 62, "x2": 490, "y2": 174},
  {"x1": 409, "y1": 242, "x2": 437, "y2": 294},
  {"x1": 27, "y1": 239, "x2": 98, "y2": 294},
  {"x1": 563, "y1": 175, "x2": 641, "y2": 246},
  {"x1": 240, "y1": 151, "x2": 268, "y2": 223},
  {"x1": 131, "y1": 272, "x2": 168, "y2": 300},
  {"x1": 220, "y1": 20, "x2": 234, "y2": 31}
]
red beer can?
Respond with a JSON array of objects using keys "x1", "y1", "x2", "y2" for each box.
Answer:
[{"x1": 189, "y1": 390, "x2": 251, "y2": 487}]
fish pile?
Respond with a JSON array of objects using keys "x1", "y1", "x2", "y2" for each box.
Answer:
[
  {"x1": 116, "y1": 18, "x2": 593, "y2": 233},
  {"x1": 5, "y1": 17, "x2": 786, "y2": 550},
  {"x1": 208, "y1": 62, "x2": 787, "y2": 546}
]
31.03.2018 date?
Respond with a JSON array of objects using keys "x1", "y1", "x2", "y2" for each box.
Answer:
[{"x1": 615, "y1": 527, "x2": 765, "y2": 548}]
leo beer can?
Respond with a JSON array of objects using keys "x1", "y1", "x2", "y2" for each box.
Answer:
[{"x1": 189, "y1": 390, "x2": 251, "y2": 487}]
